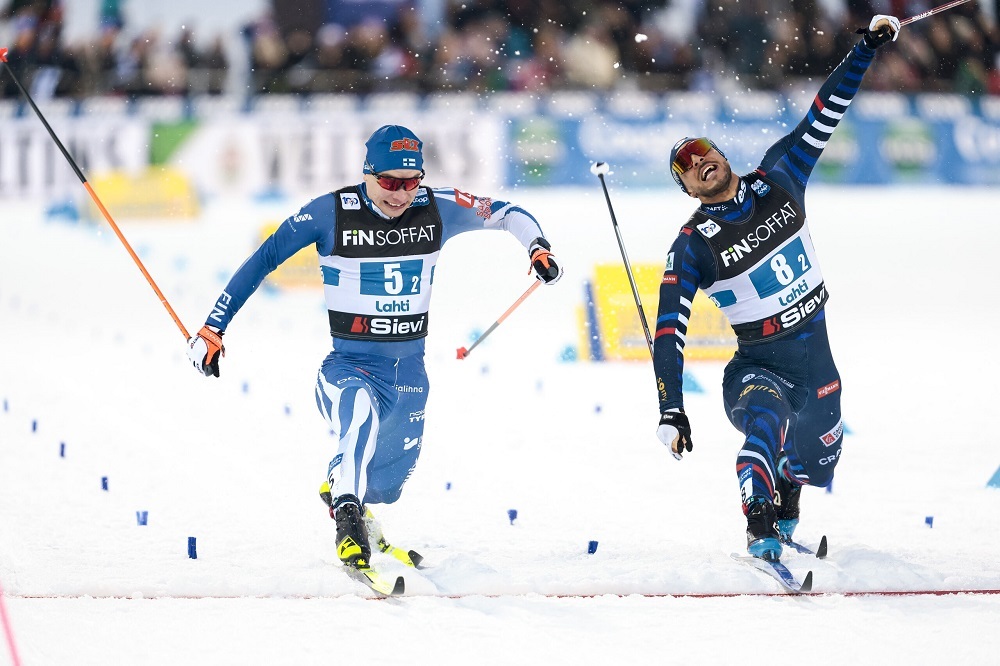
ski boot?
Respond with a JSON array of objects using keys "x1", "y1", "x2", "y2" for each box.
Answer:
[
  {"x1": 330, "y1": 493, "x2": 371, "y2": 569},
  {"x1": 745, "y1": 495, "x2": 782, "y2": 561},
  {"x1": 774, "y1": 454, "x2": 802, "y2": 542},
  {"x1": 319, "y1": 482, "x2": 423, "y2": 568}
]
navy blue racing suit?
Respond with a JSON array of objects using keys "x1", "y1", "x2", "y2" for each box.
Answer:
[{"x1": 653, "y1": 38, "x2": 877, "y2": 508}]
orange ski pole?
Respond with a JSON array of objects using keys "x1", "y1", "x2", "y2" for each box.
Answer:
[{"x1": 0, "y1": 47, "x2": 190, "y2": 340}]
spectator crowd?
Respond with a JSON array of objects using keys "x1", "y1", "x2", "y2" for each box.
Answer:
[{"x1": 2, "y1": 0, "x2": 1000, "y2": 101}]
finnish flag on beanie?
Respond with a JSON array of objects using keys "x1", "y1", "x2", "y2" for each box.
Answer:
[{"x1": 364, "y1": 125, "x2": 424, "y2": 174}]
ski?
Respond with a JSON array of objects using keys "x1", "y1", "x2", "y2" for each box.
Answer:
[
  {"x1": 319, "y1": 481, "x2": 426, "y2": 570},
  {"x1": 343, "y1": 564, "x2": 405, "y2": 597},
  {"x1": 732, "y1": 554, "x2": 813, "y2": 594},
  {"x1": 378, "y1": 538, "x2": 425, "y2": 569},
  {"x1": 781, "y1": 534, "x2": 828, "y2": 559}
]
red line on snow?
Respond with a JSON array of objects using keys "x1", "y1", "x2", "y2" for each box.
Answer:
[{"x1": 8, "y1": 589, "x2": 1000, "y2": 601}]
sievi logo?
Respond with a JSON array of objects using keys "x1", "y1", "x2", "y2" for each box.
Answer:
[
  {"x1": 817, "y1": 380, "x2": 841, "y2": 399},
  {"x1": 662, "y1": 274, "x2": 678, "y2": 285},
  {"x1": 763, "y1": 285, "x2": 826, "y2": 337},
  {"x1": 352, "y1": 315, "x2": 426, "y2": 336},
  {"x1": 390, "y1": 138, "x2": 421, "y2": 151},
  {"x1": 454, "y1": 190, "x2": 476, "y2": 208}
]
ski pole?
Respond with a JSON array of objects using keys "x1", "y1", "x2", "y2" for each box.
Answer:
[
  {"x1": 456, "y1": 280, "x2": 541, "y2": 360},
  {"x1": 900, "y1": 0, "x2": 972, "y2": 26},
  {"x1": 590, "y1": 161, "x2": 654, "y2": 360},
  {"x1": 0, "y1": 47, "x2": 191, "y2": 341}
]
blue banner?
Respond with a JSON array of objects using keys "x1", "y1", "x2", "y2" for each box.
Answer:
[{"x1": 504, "y1": 94, "x2": 1000, "y2": 187}]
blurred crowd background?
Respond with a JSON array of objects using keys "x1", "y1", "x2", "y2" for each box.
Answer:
[{"x1": 2, "y1": 0, "x2": 999, "y2": 101}]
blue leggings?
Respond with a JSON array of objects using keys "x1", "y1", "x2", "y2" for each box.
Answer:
[
  {"x1": 721, "y1": 311, "x2": 843, "y2": 506},
  {"x1": 314, "y1": 351, "x2": 429, "y2": 505}
]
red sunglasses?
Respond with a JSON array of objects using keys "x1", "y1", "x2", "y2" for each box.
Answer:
[
  {"x1": 370, "y1": 169, "x2": 425, "y2": 192},
  {"x1": 671, "y1": 138, "x2": 715, "y2": 176}
]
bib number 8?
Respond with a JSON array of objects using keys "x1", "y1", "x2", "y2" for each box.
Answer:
[{"x1": 770, "y1": 254, "x2": 796, "y2": 286}]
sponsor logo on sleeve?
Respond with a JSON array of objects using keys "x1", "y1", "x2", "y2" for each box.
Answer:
[
  {"x1": 819, "y1": 419, "x2": 844, "y2": 447},
  {"x1": 340, "y1": 193, "x2": 361, "y2": 210},
  {"x1": 476, "y1": 196, "x2": 493, "y2": 219},
  {"x1": 454, "y1": 190, "x2": 476, "y2": 208},
  {"x1": 750, "y1": 179, "x2": 771, "y2": 197},
  {"x1": 662, "y1": 274, "x2": 678, "y2": 285},
  {"x1": 665, "y1": 252, "x2": 674, "y2": 271},
  {"x1": 817, "y1": 380, "x2": 841, "y2": 399}
]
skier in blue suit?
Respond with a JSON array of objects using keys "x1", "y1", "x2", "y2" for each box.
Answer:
[
  {"x1": 187, "y1": 125, "x2": 562, "y2": 573},
  {"x1": 652, "y1": 16, "x2": 901, "y2": 560}
]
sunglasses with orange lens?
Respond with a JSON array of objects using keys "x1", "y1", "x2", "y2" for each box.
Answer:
[
  {"x1": 671, "y1": 138, "x2": 715, "y2": 176},
  {"x1": 372, "y1": 171, "x2": 425, "y2": 192}
]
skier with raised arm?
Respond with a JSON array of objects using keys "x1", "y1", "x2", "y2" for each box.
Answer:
[
  {"x1": 653, "y1": 16, "x2": 901, "y2": 561},
  {"x1": 186, "y1": 125, "x2": 562, "y2": 592}
]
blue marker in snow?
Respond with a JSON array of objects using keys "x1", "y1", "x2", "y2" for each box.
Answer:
[
  {"x1": 188, "y1": 536, "x2": 198, "y2": 559},
  {"x1": 925, "y1": 516, "x2": 934, "y2": 528},
  {"x1": 507, "y1": 509, "x2": 517, "y2": 525},
  {"x1": 587, "y1": 540, "x2": 599, "y2": 554}
]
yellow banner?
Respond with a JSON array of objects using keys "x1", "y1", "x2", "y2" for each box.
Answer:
[
  {"x1": 259, "y1": 222, "x2": 321, "y2": 288},
  {"x1": 579, "y1": 262, "x2": 735, "y2": 362},
  {"x1": 87, "y1": 167, "x2": 199, "y2": 220}
]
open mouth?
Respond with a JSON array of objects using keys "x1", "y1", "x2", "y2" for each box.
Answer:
[{"x1": 700, "y1": 164, "x2": 718, "y2": 181}]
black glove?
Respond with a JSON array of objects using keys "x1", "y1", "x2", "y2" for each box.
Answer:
[
  {"x1": 528, "y1": 237, "x2": 563, "y2": 285},
  {"x1": 657, "y1": 409, "x2": 693, "y2": 461},
  {"x1": 857, "y1": 14, "x2": 901, "y2": 49}
]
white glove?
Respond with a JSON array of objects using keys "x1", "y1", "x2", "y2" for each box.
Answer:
[
  {"x1": 864, "y1": 14, "x2": 900, "y2": 46},
  {"x1": 187, "y1": 325, "x2": 224, "y2": 377}
]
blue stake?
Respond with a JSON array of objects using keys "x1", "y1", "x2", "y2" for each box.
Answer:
[
  {"x1": 136, "y1": 511, "x2": 148, "y2": 526},
  {"x1": 101, "y1": 476, "x2": 108, "y2": 491},
  {"x1": 188, "y1": 537, "x2": 198, "y2": 559},
  {"x1": 507, "y1": 509, "x2": 517, "y2": 525},
  {"x1": 925, "y1": 516, "x2": 934, "y2": 528},
  {"x1": 588, "y1": 540, "x2": 599, "y2": 554}
]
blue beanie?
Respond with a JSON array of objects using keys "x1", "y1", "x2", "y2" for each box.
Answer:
[
  {"x1": 669, "y1": 137, "x2": 725, "y2": 194},
  {"x1": 364, "y1": 125, "x2": 424, "y2": 174}
]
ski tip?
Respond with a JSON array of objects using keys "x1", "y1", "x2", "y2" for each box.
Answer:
[
  {"x1": 816, "y1": 535, "x2": 828, "y2": 559},
  {"x1": 798, "y1": 571, "x2": 814, "y2": 593},
  {"x1": 391, "y1": 576, "x2": 405, "y2": 596},
  {"x1": 408, "y1": 550, "x2": 425, "y2": 568}
]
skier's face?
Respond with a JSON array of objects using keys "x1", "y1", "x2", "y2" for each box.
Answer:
[
  {"x1": 678, "y1": 148, "x2": 735, "y2": 202},
  {"x1": 364, "y1": 169, "x2": 424, "y2": 218}
]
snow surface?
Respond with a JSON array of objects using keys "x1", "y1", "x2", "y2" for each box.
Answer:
[{"x1": 2, "y1": 185, "x2": 1000, "y2": 664}]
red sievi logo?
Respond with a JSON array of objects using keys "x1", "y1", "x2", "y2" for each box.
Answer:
[
  {"x1": 390, "y1": 138, "x2": 421, "y2": 152},
  {"x1": 662, "y1": 274, "x2": 678, "y2": 285},
  {"x1": 454, "y1": 190, "x2": 475, "y2": 208},
  {"x1": 817, "y1": 380, "x2": 841, "y2": 398},
  {"x1": 762, "y1": 316, "x2": 781, "y2": 336},
  {"x1": 350, "y1": 317, "x2": 369, "y2": 333}
]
